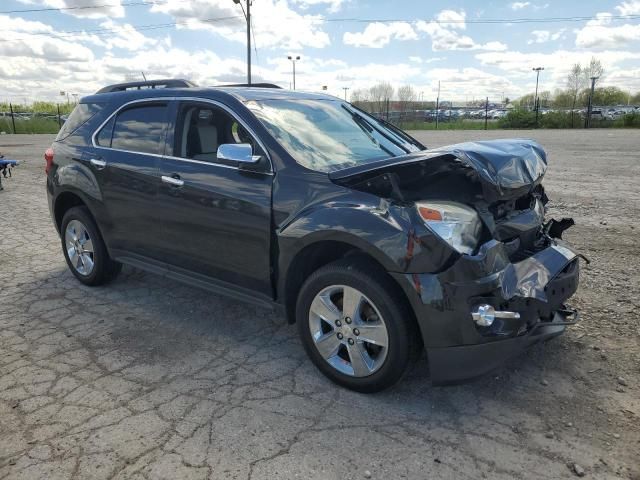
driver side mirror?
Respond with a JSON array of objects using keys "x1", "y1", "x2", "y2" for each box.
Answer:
[{"x1": 217, "y1": 143, "x2": 261, "y2": 167}]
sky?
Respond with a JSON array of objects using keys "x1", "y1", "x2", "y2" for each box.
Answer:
[{"x1": 1, "y1": 0, "x2": 640, "y2": 103}]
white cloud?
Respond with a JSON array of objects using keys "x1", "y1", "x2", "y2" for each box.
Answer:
[
  {"x1": 98, "y1": 20, "x2": 158, "y2": 51},
  {"x1": 291, "y1": 0, "x2": 346, "y2": 14},
  {"x1": 603, "y1": 67, "x2": 640, "y2": 91},
  {"x1": 416, "y1": 10, "x2": 508, "y2": 51},
  {"x1": 16, "y1": 0, "x2": 124, "y2": 19},
  {"x1": 528, "y1": 29, "x2": 565, "y2": 44},
  {"x1": 0, "y1": 15, "x2": 94, "y2": 62},
  {"x1": 575, "y1": 12, "x2": 640, "y2": 49},
  {"x1": 343, "y1": 22, "x2": 417, "y2": 48},
  {"x1": 425, "y1": 67, "x2": 518, "y2": 98},
  {"x1": 150, "y1": 0, "x2": 330, "y2": 50},
  {"x1": 475, "y1": 48, "x2": 640, "y2": 93},
  {"x1": 509, "y1": 2, "x2": 549, "y2": 11},
  {"x1": 616, "y1": 0, "x2": 640, "y2": 15}
]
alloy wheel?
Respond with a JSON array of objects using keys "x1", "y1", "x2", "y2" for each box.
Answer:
[
  {"x1": 308, "y1": 285, "x2": 389, "y2": 377},
  {"x1": 65, "y1": 219, "x2": 95, "y2": 276}
]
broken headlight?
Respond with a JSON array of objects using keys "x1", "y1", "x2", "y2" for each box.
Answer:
[{"x1": 416, "y1": 201, "x2": 482, "y2": 255}]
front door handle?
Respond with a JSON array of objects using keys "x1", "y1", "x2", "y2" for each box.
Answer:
[
  {"x1": 90, "y1": 158, "x2": 106, "y2": 170},
  {"x1": 161, "y1": 175, "x2": 184, "y2": 187}
]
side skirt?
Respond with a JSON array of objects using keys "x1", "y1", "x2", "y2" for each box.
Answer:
[{"x1": 111, "y1": 250, "x2": 280, "y2": 311}]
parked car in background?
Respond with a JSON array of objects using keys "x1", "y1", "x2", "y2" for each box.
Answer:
[{"x1": 46, "y1": 79, "x2": 582, "y2": 392}]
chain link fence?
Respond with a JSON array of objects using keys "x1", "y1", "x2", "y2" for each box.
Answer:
[{"x1": 0, "y1": 103, "x2": 71, "y2": 134}]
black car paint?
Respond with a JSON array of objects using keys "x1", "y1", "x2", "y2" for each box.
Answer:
[{"x1": 47, "y1": 86, "x2": 580, "y2": 384}]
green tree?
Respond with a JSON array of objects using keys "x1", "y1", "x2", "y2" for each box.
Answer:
[
  {"x1": 592, "y1": 86, "x2": 628, "y2": 106},
  {"x1": 517, "y1": 93, "x2": 536, "y2": 109},
  {"x1": 566, "y1": 63, "x2": 584, "y2": 127},
  {"x1": 553, "y1": 89, "x2": 574, "y2": 108}
]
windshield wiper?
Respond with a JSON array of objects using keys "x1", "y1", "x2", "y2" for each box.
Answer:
[
  {"x1": 367, "y1": 113, "x2": 426, "y2": 151},
  {"x1": 342, "y1": 105, "x2": 397, "y2": 156},
  {"x1": 342, "y1": 105, "x2": 411, "y2": 155}
]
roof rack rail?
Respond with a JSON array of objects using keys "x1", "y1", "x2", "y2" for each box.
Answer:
[
  {"x1": 96, "y1": 79, "x2": 197, "y2": 94},
  {"x1": 216, "y1": 83, "x2": 282, "y2": 89}
]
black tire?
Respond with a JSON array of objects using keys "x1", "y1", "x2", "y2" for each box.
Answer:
[
  {"x1": 296, "y1": 257, "x2": 421, "y2": 393},
  {"x1": 60, "y1": 206, "x2": 121, "y2": 286}
]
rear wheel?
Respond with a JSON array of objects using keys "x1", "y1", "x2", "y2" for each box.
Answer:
[
  {"x1": 61, "y1": 206, "x2": 121, "y2": 286},
  {"x1": 296, "y1": 258, "x2": 420, "y2": 393}
]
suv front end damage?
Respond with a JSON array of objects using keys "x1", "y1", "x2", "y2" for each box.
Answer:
[
  {"x1": 331, "y1": 138, "x2": 583, "y2": 384},
  {"x1": 392, "y1": 235, "x2": 580, "y2": 384}
]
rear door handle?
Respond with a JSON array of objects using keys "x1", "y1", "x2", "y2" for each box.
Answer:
[
  {"x1": 161, "y1": 175, "x2": 184, "y2": 187},
  {"x1": 90, "y1": 158, "x2": 107, "y2": 170}
]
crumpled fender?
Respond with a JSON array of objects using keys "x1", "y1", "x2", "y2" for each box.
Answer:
[{"x1": 437, "y1": 239, "x2": 577, "y2": 303}]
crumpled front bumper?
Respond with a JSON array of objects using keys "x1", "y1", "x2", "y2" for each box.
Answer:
[{"x1": 391, "y1": 238, "x2": 581, "y2": 384}]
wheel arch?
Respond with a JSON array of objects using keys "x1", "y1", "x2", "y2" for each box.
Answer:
[
  {"x1": 280, "y1": 237, "x2": 415, "y2": 328},
  {"x1": 54, "y1": 191, "x2": 89, "y2": 231}
]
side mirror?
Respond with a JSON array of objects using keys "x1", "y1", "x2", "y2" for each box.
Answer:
[{"x1": 217, "y1": 143, "x2": 261, "y2": 166}]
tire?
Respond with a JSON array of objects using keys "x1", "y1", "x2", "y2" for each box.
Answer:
[
  {"x1": 296, "y1": 257, "x2": 421, "y2": 393},
  {"x1": 60, "y1": 206, "x2": 121, "y2": 286}
]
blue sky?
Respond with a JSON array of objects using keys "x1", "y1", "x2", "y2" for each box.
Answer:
[{"x1": 1, "y1": 0, "x2": 639, "y2": 103}]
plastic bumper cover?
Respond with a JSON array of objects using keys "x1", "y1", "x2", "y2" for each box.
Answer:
[
  {"x1": 427, "y1": 308, "x2": 579, "y2": 384},
  {"x1": 390, "y1": 239, "x2": 581, "y2": 384}
]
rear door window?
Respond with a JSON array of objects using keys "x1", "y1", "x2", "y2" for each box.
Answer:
[{"x1": 110, "y1": 103, "x2": 168, "y2": 155}]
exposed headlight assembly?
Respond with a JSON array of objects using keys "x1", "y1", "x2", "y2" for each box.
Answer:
[{"x1": 416, "y1": 201, "x2": 482, "y2": 255}]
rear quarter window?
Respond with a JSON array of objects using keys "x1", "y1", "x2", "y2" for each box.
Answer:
[{"x1": 55, "y1": 103, "x2": 104, "y2": 141}]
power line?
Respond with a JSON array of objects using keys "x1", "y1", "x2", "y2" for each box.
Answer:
[
  {"x1": 4, "y1": 15, "x2": 244, "y2": 42},
  {"x1": 322, "y1": 14, "x2": 640, "y2": 25},
  {"x1": 2, "y1": 11, "x2": 638, "y2": 44},
  {"x1": 0, "y1": 0, "x2": 182, "y2": 14}
]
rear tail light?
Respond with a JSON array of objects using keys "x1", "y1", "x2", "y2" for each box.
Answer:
[{"x1": 44, "y1": 147, "x2": 54, "y2": 174}]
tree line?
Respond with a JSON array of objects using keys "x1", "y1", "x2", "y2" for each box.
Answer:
[{"x1": 348, "y1": 57, "x2": 640, "y2": 114}]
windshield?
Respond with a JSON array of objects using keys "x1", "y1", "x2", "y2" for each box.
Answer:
[{"x1": 245, "y1": 99, "x2": 422, "y2": 172}]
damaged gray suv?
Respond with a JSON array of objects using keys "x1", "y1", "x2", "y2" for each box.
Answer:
[{"x1": 46, "y1": 80, "x2": 581, "y2": 392}]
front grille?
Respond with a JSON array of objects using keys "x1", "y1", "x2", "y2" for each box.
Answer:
[
  {"x1": 489, "y1": 185, "x2": 546, "y2": 221},
  {"x1": 507, "y1": 230, "x2": 549, "y2": 262}
]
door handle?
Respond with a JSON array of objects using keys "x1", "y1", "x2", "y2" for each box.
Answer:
[
  {"x1": 161, "y1": 175, "x2": 184, "y2": 187},
  {"x1": 90, "y1": 158, "x2": 106, "y2": 170}
]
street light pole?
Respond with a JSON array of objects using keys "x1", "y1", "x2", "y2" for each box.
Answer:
[
  {"x1": 287, "y1": 55, "x2": 300, "y2": 90},
  {"x1": 532, "y1": 67, "x2": 544, "y2": 127},
  {"x1": 586, "y1": 76, "x2": 599, "y2": 129},
  {"x1": 343, "y1": 87, "x2": 349, "y2": 101},
  {"x1": 435, "y1": 80, "x2": 441, "y2": 130},
  {"x1": 233, "y1": 0, "x2": 252, "y2": 85}
]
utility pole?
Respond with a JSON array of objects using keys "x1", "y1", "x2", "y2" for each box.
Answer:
[
  {"x1": 435, "y1": 81, "x2": 441, "y2": 130},
  {"x1": 233, "y1": 0, "x2": 252, "y2": 85},
  {"x1": 532, "y1": 67, "x2": 544, "y2": 127},
  {"x1": 585, "y1": 76, "x2": 599, "y2": 129},
  {"x1": 484, "y1": 97, "x2": 489, "y2": 130},
  {"x1": 342, "y1": 87, "x2": 349, "y2": 101},
  {"x1": 9, "y1": 103, "x2": 16, "y2": 134},
  {"x1": 287, "y1": 55, "x2": 300, "y2": 90}
]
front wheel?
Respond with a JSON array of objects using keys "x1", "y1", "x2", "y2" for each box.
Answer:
[{"x1": 296, "y1": 258, "x2": 421, "y2": 393}]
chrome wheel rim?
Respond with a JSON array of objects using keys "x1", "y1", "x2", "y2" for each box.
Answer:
[
  {"x1": 65, "y1": 219, "x2": 95, "y2": 276},
  {"x1": 308, "y1": 285, "x2": 389, "y2": 378}
]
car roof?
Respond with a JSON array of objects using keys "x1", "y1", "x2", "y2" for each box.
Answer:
[{"x1": 81, "y1": 84, "x2": 340, "y2": 105}]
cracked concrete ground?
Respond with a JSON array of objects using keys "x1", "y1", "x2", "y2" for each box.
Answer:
[{"x1": 0, "y1": 130, "x2": 638, "y2": 480}]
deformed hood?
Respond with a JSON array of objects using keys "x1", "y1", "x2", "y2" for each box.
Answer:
[
  {"x1": 329, "y1": 139, "x2": 548, "y2": 203},
  {"x1": 438, "y1": 139, "x2": 547, "y2": 194}
]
